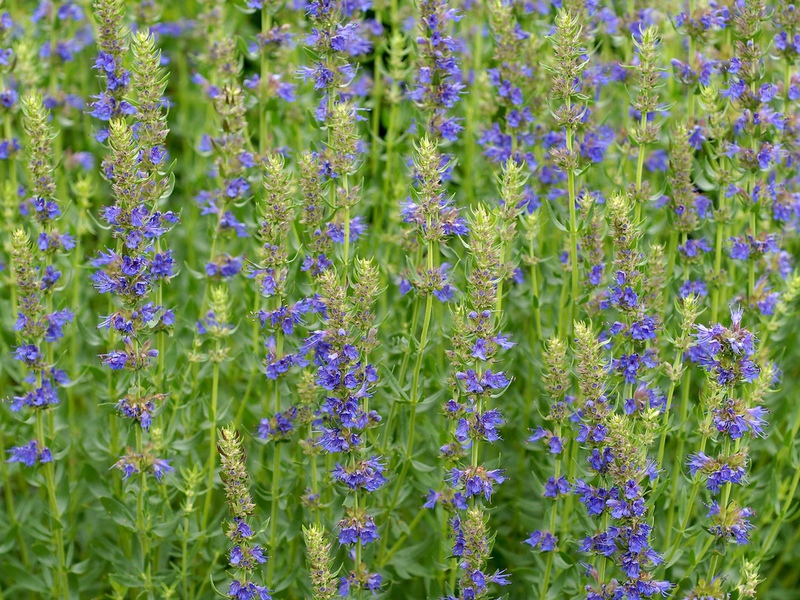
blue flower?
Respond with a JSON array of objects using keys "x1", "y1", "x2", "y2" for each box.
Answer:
[
  {"x1": 525, "y1": 530, "x2": 558, "y2": 552},
  {"x1": 7, "y1": 440, "x2": 51, "y2": 467}
]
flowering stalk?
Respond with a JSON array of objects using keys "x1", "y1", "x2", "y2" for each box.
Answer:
[
  {"x1": 432, "y1": 205, "x2": 512, "y2": 599},
  {"x1": 91, "y1": 0, "x2": 135, "y2": 140},
  {"x1": 130, "y1": 28, "x2": 172, "y2": 386},
  {"x1": 7, "y1": 92, "x2": 76, "y2": 598},
  {"x1": 303, "y1": 524, "x2": 338, "y2": 600},
  {"x1": 9, "y1": 227, "x2": 70, "y2": 599},
  {"x1": 674, "y1": 308, "x2": 770, "y2": 591},
  {"x1": 410, "y1": 0, "x2": 463, "y2": 143},
  {"x1": 312, "y1": 261, "x2": 383, "y2": 596},
  {"x1": 198, "y1": 286, "x2": 234, "y2": 529},
  {"x1": 526, "y1": 335, "x2": 571, "y2": 599},
  {"x1": 629, "y1": 26, "x2": 662, "y2": 225},
  {"x1": 387, "y1": 137, "x2": 464, "y2": 490},
  {"x1": 493, "y1": 157, "x2": 526, "y2": 317},
  {"x1": 218, "y1": 425, "x2": 272, "y2": 600},
  {"x1": 548, "y1": 10, "x2": 589, "y2": 336},
  {"x1": 251, "y1": 154, "x2": 296, "y2": 586},
  {"x1": 92, "y1": 115, "x2": 176, "y2": 592}
]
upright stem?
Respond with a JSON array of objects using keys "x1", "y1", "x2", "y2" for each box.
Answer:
[
  {"x1": 464, "y1": 16, "x2": 483, "y2": 206},
  {"x1": 756, "y1": 465, "x2": 800, "y2": 563},
  {"x1": 539, "y1": 425, "x2": 562, "y2": 600},
  {"x1": 201, "y1": 338, "x2": 222, "y2": 529},
  {"x1": 135, "y1": 425, "x2": 152, "y2": 592},
  {"x1": 664, "y1": 229, "x2": 679, "y2": 310},
  {"x1": 406, "y1": 293, "x2": 433, "y2": 459},
  {"x1": 711, "y1": 184, "x2": 726, "y2": 322},
  {"x1": 406, "y1": 236, "x2": 436, "y2": 460},
  {"x1": 267, "y1": 443, "x2": 283, "y2": 586},
  {"x1": 656, "y1": 352, "x2": 685, "y2": 469},
  {"x1": 380, "y1": 242, "x2": 435, "y2": 563},
  {"x1": 665, "y1": 371, "x2": 691, "y2": 550},
  {"x1": 259, "y1": 6, "x2": 271, "y2": 153},
  {"x1": 566, "y1": 116, "x2": 579, "y2": 335},
  {"x1": 708, "y1": 438, "x2": 735, "y2": 580},
  {"x1": 37, "y1": 412, "x2": 68, "y2": 599},
  {"x1": 529, "y1": 237, "x2": 543, "y2": 346},
  {"x1": 634, "y1": 111, "x2": 647, "y2": 225},
  {"x1": 267, "y1": 332, "x2": 284, "y2": 586},
  {"x1": 666, "y1": 406, "x2": 709, "y2": 563}
]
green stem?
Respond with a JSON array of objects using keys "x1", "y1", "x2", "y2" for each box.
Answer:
[
  {"x1": 135, "y1": 426, "x2": 152, "y2": 592},
  {"x1": 36, "y1": 412, "x2": 68, "y2": 599},
  {"x1": 381, "y1": 293, "x2": 421, "y2": 453},
  {"x1": 267, "y1": 332, "x2": 284, "y2": 586},
  {"x1": 634, "y1": 111, "x2": 647, "y2": 225},
  {"x1": 378, "y1": 280, "x2": 435, "y2": 563},
  {"x1": 259, "y1": 7, "x2": 271, "y2": 154},
  {"x1": 656, "y1": 352, "x2": 685, "y2": 469},
  {"x1": 463, "y1": 16, "x2": 483, "y2": 206},
  {"x1": 267, "y1": 443, "x2": 283, "y2": 586},
  {"x1": 711, "y1": 184, "x2": 726, "y2": 323},
  {"x1": 529, "y1": 238, "x2": 543, "y2": 345},
  {"x1": 181, "y1": 508, "x2": 192, "y2": 599},
  {"x1": 664, "y1": 229, "x2": 679, "y2": 317},
  {"x1": 379, "y1": 508, "x2": 427, "y2": 567},
  {"x1": 566, "y1": 122, "x2": 579, "y2": 335},
  {"x1": 406, "y1": 292, "x2": 434, "y2": 460},
  {"x1": 201, "y1": 338, "x2": 222, "y2": 530},
  {"x1": 539, "y1": 427, "x2": 561, "y2": 600},
  {"x1": 664, "y1": 375, "x2": 694, "y2": 554},
  {"x1": 665, "y1": 407, "x2": 710, "y2": 565}
]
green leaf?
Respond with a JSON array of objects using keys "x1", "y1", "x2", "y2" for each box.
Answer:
[
  {"x1": 99, "y1": 497, "x2": 137, "y2": 532},
  {"x1": 545, "y1": 200, "x2": 568, "y2": 233}
]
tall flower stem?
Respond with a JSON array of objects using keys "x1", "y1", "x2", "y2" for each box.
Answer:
[
  {"x1": 259, "y1": 5, "x2": 271, "y2": 154},
  {"x1": 539, "y1": 425, "x2": 562, "y2": 600},
  {"x1": 634, "y1": 109, "x2": 647, "y2": 225},
  {"x1": 708, "y1": 438, "x2": 737, "y2": 580},
  {"x1": 566, "y1": 110, "x2": 579, "y2": 335},
  {"x1": 528, "y1": 236, "x2": 543, "y2": 346},
  {"x1": 406, "y1": 281, "x2": 434, "y2": 459},
  {"x1": 381, "y1": 286, "x2": 421, "y2": 453},
  {"x1": 36, "y1": 411, "x2": 68, "y2": 599},
  {"x1": 380, "y1": 238, "x2": 436, "y2": 562},
  {"x1": 134, "y1": 425, "x2": 152, "y2": 592},
  {"x1": 202, "y1": 337, "x2": 222, "y2": 530},
  {"x1": 657, "y1": 350, "x2": 688, "y2": 469},
  {"x1": 267, "y1": 332, "x2": 284, "y2": 587},
  {"x1": 665, "y1": 404, "x2": 708, "y2": 563},
  {"x1": 464, "y1": 14, "x2": 483, "y2": 206},
  {"x1": 711, "y1": 188, "x2": 726, "y2": 322},
  {"x1": 380, "y1": 282, "x2": 434, "y2": 557}
]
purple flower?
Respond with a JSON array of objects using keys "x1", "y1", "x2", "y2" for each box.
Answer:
[
  {"x1": 6, "y1": 440, "x2": 51, "y2": 467},
  {"x1": 525, "y1": 530, "x2": 558, "y2": 552}
]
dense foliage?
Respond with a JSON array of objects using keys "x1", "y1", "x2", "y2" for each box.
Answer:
[{"x1": 1, "y1": 0, "x2": 800, "y2": 599}]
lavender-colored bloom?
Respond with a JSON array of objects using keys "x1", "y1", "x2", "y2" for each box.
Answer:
[
  {"x1": 525, "y1": 530, "x2": 558, "y2": 552},
  {"x1": 332, "y1": 456, "x2": 387, "y2": 491},
  {"x1": 7, "y1": 440, "x2": 51, "y2": 467},
  {"x1": 228, "y1": 580, "x2": 272, "y2": 600},
  {"x1": 543, "y1": 476, "x2": 570, "y2": 498},
  {"x1": 687, "y1": 452, "x2": 746, "y2": 494}
]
